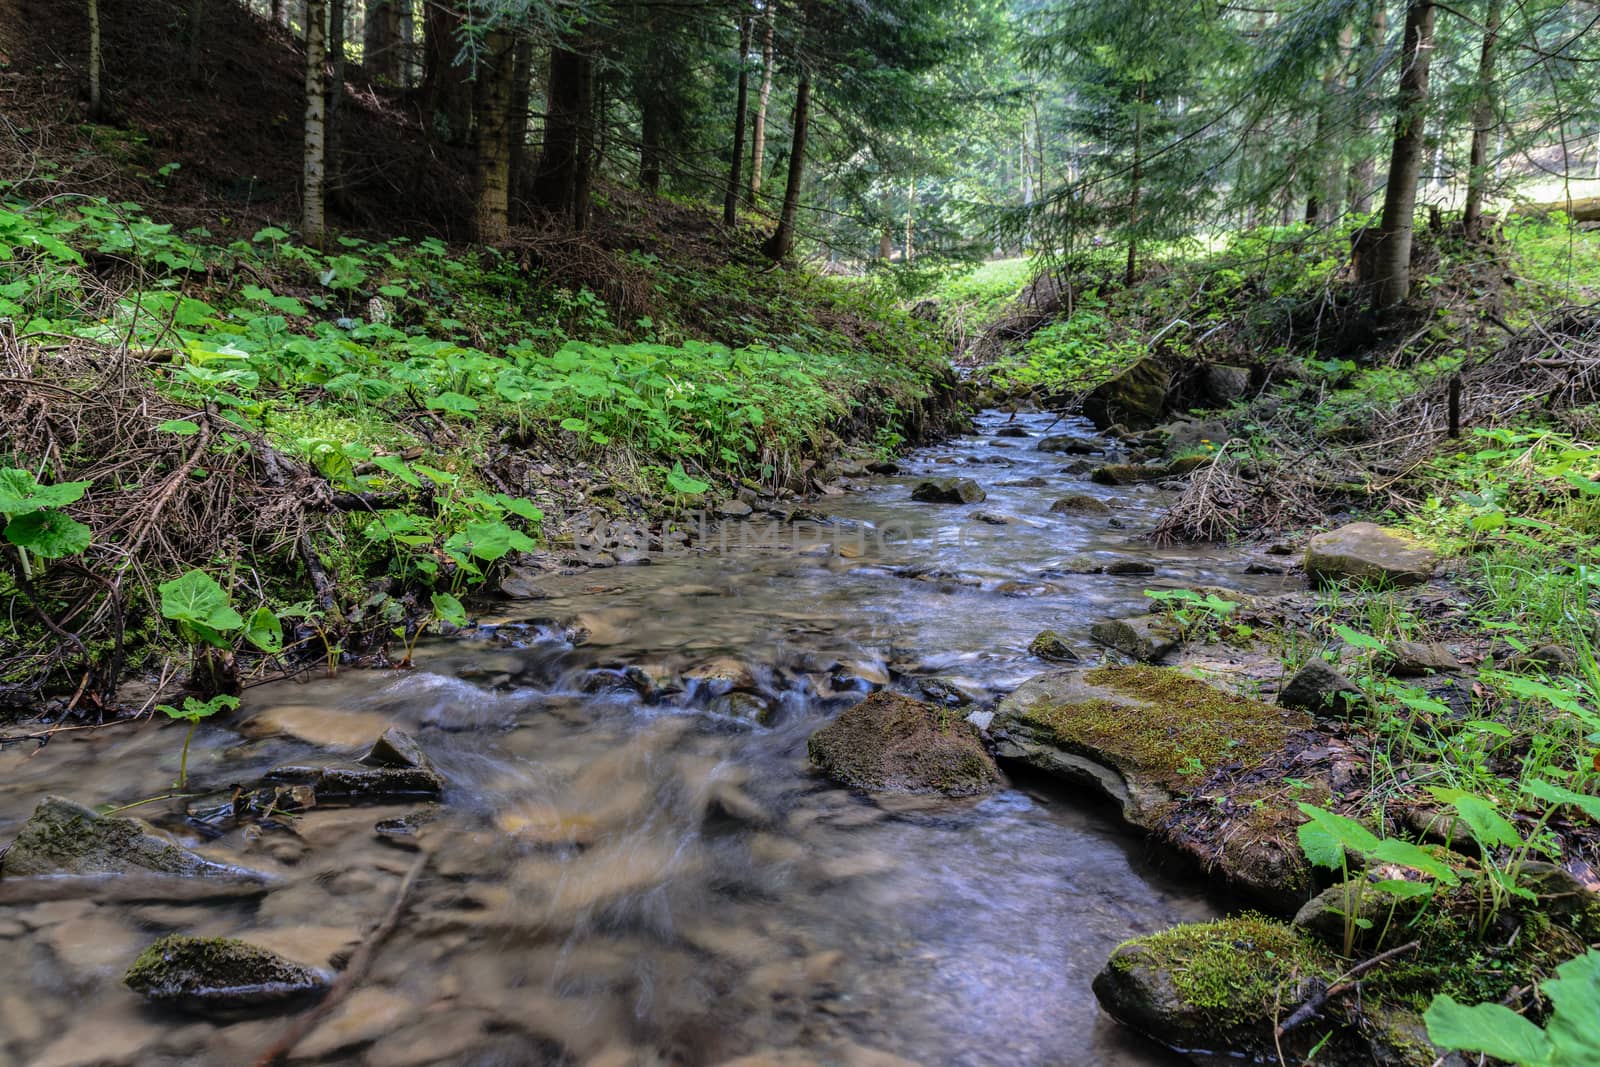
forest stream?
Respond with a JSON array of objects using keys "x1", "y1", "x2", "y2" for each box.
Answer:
[{"x1": 0, "y1": 410, "x2": 1294, "y2": 1067}]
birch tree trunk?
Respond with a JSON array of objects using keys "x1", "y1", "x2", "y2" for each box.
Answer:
[
  {"x1": 748, "y1": 5, "x2": 775, "y2": 204},
  {"x1": 1347, "y1": 0, "x2": 1387, "y2": 214},
  {"x1": 87, "y1": 0, "x2": 103, "y2": 119},
  {"x1": 302, "y1": 0, "x2": 328, "y2": 246},
  {"x1": 472, "y1": 29, "x2": 516, "y2": 243}
]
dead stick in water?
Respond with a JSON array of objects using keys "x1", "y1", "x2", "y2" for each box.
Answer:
[
  {"x1": 251, "y1": 850, "x2": 428, "y2": 1067},
  {"x1": 1276, "y1": 940, "x2": 1420, "y2": 1038}
]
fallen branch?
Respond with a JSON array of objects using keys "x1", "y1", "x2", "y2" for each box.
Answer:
[
  {"x1": 251, "y1": 848, "x2": 428, "y2": 1067},
  {"x1": 1276, "y1": 940, "x2": 1421, "y2": 1037}
]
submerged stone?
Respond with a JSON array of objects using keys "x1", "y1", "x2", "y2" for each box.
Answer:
[
  {"x1": 1027, "y1": 630, "x2": 1079, "y2": 662},
  {"x1": 1, "y1": 796, "x2": 270, "y2": 884},
  {"x1": 361, "y1": 727, "x2": 433, "y2": 771},
  {"x1": 910, "y1": 477, "x2": 986, "y2": 504},
  {"x1": 123, "y1": 934, "x2": 329, "y2": 1016},
  {"x1": 265, "y1": 765, "x2": 443, "y2": 803},
  {"x1": 1305, "y1": 523, "x2": 1437, "y2": 587},
  {"x1": 1049, "y1": 493, "x2": 1111, "y2": 516},
  {"x1": 807, "y1": 691, "x2": 1001, "y2": 797}
]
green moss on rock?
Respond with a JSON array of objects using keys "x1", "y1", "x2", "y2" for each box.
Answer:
[
  {"x1": 807, "y1": 691, "x2": 1001, "y2": 796},
  {"x1": 124, "y1": 934, "x2": 329, "y2": 1016},
  {"x1": 2, "y1": 795, "x2": 269, "y2": 883}
]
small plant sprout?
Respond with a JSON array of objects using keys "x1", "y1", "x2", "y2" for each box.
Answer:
[{"x1": 157, "y1": 694, "x2": 239, "y2": 788}]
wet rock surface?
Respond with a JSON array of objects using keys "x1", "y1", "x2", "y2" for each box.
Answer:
[
  {"x1": 1305, "y1": 522, "x2": 1437, "y2": 586},
  {"x1": 909, "y1": 476, "x2": 986, "y2": 504},
  {"x1": 123, "y1": 934, "x2": 329, "y2": 1016},
  {"x1": 808, "y1": 692, "x2": 1001, "y2": 796}
]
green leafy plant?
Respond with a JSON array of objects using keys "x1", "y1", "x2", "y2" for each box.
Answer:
[
  {"x1": 1424, "y1": 948, "x2": 1600, "y2": 1066},
  {"x1": 0, "y1": 468, "x2": 93, "y2": 575},
  {"x1": 156, "y1": 694, "x2": 239, "y2": 788},
  {"x1": 1145, "y1": 588, "x2": 1239, "y2": 643}
]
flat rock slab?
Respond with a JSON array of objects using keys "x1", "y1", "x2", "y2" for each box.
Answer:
[
  {"x1": 1, "y1": 796, "x2": 271, "y2": 885},
  {"x1": 123, "y1": 934, "x2": 329, "y2": 1017},
  {"x1": 1305, "y1": 522, "x2": 1437, "y2": 587},
  {"x1": 808, "y1": 691, "x2": 1001, "y2": 796}
]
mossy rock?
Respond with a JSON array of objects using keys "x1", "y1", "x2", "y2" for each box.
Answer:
[
  {"x1": 991, "y1": 667, "x2": 1314, "y2": 849},
  {"x1": 1, "y1": 796, "x2": 271, "y2": 884},
  {"x1": 264, "y1": 764, "x2": 443, "y2": 803},
  {"x1": 807, "y1": 691, "x2": 1001, "y2": 797},
  {"x1": 124, "y1": 935, "x2": 329, "y2": 1016},
  {"x1": 1028, "y1": 629, "x2": 1079, "y2": 662},
  {"x1": 1083, "y1": 357, "x2": 1170, "y2": 431},
  {"x1": 1094, "y1": 916, "x2": 1341, "y2": 1060},
  {"x1": 1049, "y1": 493, "x2": 1112, "y2": 516},
  {"x1": 910, "y1": 477, "x2": 986, "y2": 504},
  {"x1": 1089, "y1": 617, "x2": 1180, "y2": 663},
  {"x1": 1089, "y1": 463, "x2": 1165, "y2": 486},
  {"x1": 1305, "y1": 523, "x2": 1437, "y2": 587}
]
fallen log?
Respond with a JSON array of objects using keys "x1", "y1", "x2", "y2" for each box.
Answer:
[{"x1": 1510, "y1": 196, "x2": 1600, "y2": 223}]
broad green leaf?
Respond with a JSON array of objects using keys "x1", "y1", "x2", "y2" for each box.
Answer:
[
  {"x1": 158, "y1": 569, "x2": 244, "y2": 633},
  {"x1": 1424, "y1": 996, "x2": 1551, "y2": 1065},
  {"x1": 0, "y1": 469, "x2": 92, "y2": 516},
  {"x1": 1524, "y1": 778, "x2": 1600, "y2": 824},
  {"x1": 4, "y1": 509, "x2": 92, "y2": 557},
  {"x1": 244, "y1": 606, "x2": 283, "y2": 654},
  {"x1": 157, "y1": 419, "x2": 201, "y2": 436},
  {"x1": 1368, "y1": 838, "x2": 1460, "y2": 884},
  {"x1": 667, "y1": 461, "x2": 710, "y2": 496},
  {"x1": 426, "y1": 391, "x2": 480, "y2": 416},
  {"x1": 431, "y1": 591, "x2": 467, "y2": 628},
  {"x1": 1450, "y1": 794, "x2": 1523, "y2": 851},
  {"x1": 370, "y1": 454, "x2": 421, "y2": 488},
  {"x1": 1541, "y1": 949, "x2": 1600, "y2": 1064},
  {"x1": 1335, "y1": 625, "x2": 1387, "y2": 651}
]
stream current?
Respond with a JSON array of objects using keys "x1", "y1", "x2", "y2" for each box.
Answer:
[{"x1": 0, "y1": 411, "x2": 1290, "y2": 1067}]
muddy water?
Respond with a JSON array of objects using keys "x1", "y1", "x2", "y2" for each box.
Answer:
[{"x1": 0, "y1": 412, "x2": 1284, "y2": 1067}]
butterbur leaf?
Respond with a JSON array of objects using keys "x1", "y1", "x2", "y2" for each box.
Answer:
[
  {"x1": 1369, "y1": 838, "x2": 1459, "y2": 884},
  {"x1": 4, "y1": 510, "x2": 92, "y2": 557},
  {"x1": 1424, "y1": 996, "x2": 1552, "y2": 1065},
  {"x1": 666, "y1": 462, "x2": 710, "y2": 497},
  {"x1": 1541, "y1": 949, "x2": 1600, "y2": 1063},
  {"x1": 1334, "y1": 625, "x2": 1387, "y2": 651},
  {"x1": 244, "y1": 606, "x2": 283, "y2": 654},
  {"x1": 1450, "y1": 794, "x2": 1523, "y2": 850},
  {"x1": 1525, "y1": 778, "x2": 1600, "y2": 824},
  {"x1": 426, "y1": 391, "x2": 479, "y2": 417},
  {"x1": 0, "y1": 469, "x2": 92, "y2": 515},
  {"x1": 494, "y1": 494, "x2": 543, "y2": 523},
  {"x1": 1297, "y1": 802, "x2": 1381, "y2": 855},
  {"x1": 370, "y1": 454, "x2": 421, "y2": 488},
  {"x1": 1296, "y1": 814, "x2": 1345, "y2": 871},
  {"x1": 159, "y1": 569, "x2": 244, "y2": 633},
  {"x1": 157, "y1": 419, "x2": 201, "y2": 436},
  {"x1": 430, "y1": 591, "x2": 467, "y2": 628}
]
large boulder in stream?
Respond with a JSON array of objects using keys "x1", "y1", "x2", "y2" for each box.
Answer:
[
  {"x1": 1, "y1": 796, "x2": 271, "y2": 885},
  {"x1": 1305, "y1": 522, "x2": 1437, "y2": 587},
  {"x1": 991, "y1": 667, "x2": 1321, "y2": 904},
  {"x1": 910, "y1": 477, "x2": 986, "y2": 504},
  {"x1": 124, "y1": 934, "x2": 329, "y2": 1016},
  {"x1": 808, "y1": 691, "x2": 1001, "y2": 796},
  {"x1": 1082, "y1": 358, "x2": 1170, "y2": 431}
]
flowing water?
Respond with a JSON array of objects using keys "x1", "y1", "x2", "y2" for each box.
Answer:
[{"x1": 0, "y1": 411, "x2": 1288, "y2": 1067}]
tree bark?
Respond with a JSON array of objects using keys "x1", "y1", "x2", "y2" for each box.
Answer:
[
  {"x1": 302, "y1": 0, "x2": 328, "y2": 246},
  {"x1": 1347, "y1": 0, "x2": 1387, "y2": 214},
  {"x1": 1462, "y1": 0, "x2": 1503, "y2": 239},
  {"x1": 748, "y1": 4, "x2": 775, "y2": 204},
  {"x1": 363, "y1": 0, "x2": 402, "y2": 83},
  {"x1": 533, "y1": 46, "x2": 590, "y2": 220},
  {"x1": 272, "y1": 0, "x2": 283, "y2": 26},
  {"x1": 1372, "y1": 0, "x2": 1435, "y2": 310},
  {"x1": 761, "y1": 69, "x2": 810, "y2": 261},
  {"x1": 639, "y1": 82, "x2": 664, "y2": 191},
  {"x1": 472, "y1": 29, "x2": 516, "y2": 243},
  {"x1": 1125, "y1": 81, "x2": 1144, "y2": 287},
  {"x1": 572, "y1": 53, "x2": 596, "y2": 230},
  {"x1": 326, "y1": 0, "x2": 346, "y2": 197},
  {"x1": 724, "y1": 11, "x2": 752, "y2": 225},
  {"x1": 507, "y1": 36, "x2": 534, "y2": 219},
  {"x1": 87, "y1": 0, "x2": 103, "y2": 119},
  {"x1": 186, "y1": 0, "x2": 205, "y2": 83},
  {"x1": 420, "y1": 2, "x2": 471, "y2": 144},
  {"x1": 904, "y1": 175, "x2": 915, "y2": 263}
]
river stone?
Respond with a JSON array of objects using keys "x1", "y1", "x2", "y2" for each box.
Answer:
[
  {"x1": 240, "y1": 704, "x2": 392, "y2": 748},
  {"x1": 361, "y1": 727, "x2": 433, "y2": 770},
  {"x1": 991, "y1": 666, "x2": 1313, "y2": 828},
  {"x1": 1293, "y1": 879, "x2": 1428, "y2": 950},
  {"x1": 123, "y1": 934, "x2": 329, "y2": 1016},
  {"x1": 1028, "y1": 630, "x2": 1079, "y2": 662},
  {"x1": 265, "y1": 764, "x2": 444, "y2": 803},
  {"x1": 1036, "y1": 434, "x2": 1098, "y2": 455},
  {"x1": 1049, "y1": 493, "x2": 1111, "y2": 516},
  {"x1": 1090, "y1": 463, "x2": 1163, "y2": 486},
  {"x1": 994, "y1": 425, "x2": 1030, "y2": 438},
  {"x1": 1384, "y1": 640, "x2": 1463, "y2": 676},
  {"x1": 1083, "y1": 357, "x2": 1170, "y2": 431},
  {"x1": 1305, "y1": 523, "x2": 1437, "y2": 587},
  {"x1": 1279, "y1": 660, "x2": 1364, "y2": 717},
  {"x1": 807, "y1": 691, "x2": 1001, "y2": 796},
  {"x1": 1090, "y1": 616, "x2": 1180, "y2": 663},
  {"x1": 1, "y1": 796, "x2": 270, "y2": 883},
  {"x1": 910, "y1": 477, "x2": 985, "y2": 504},
  {"x1": 1203, "y1": 364, "x2": 1252, "y2": 406},
  {"x1": 1093, "y1": 916, "x2": 1340, "y2": 1063}
]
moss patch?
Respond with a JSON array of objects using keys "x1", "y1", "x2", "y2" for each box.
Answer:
[
  {"x1": 1015, "y1": 666, "x2": 1311, "y2": 790},
  {"x1": 124, "y1": 934, "x2": 329, "y2": 1015},
  {"x1": 808, "y1": 691, "x2": 1000, "y2": 796}
]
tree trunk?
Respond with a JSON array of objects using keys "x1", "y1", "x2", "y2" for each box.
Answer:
[
  {"x1": 724, "y1": 11, "x2": 752, "y2": 225},
  {"x1": 1125, "y1": 82, "x2": 1144, "y2": 287},
  {"x1": 420, "y1": 2, "x2": 471, "y2": 144},
  {"x1": 761, "y1": 70, "x2": 810, "y2": 261},
  {"x1": 533, "y1": 46, "x2": 590, "y2": 220},
  {"x1": 748, "y1": 5, "x2": 775, "y2": 204},
  {"x1": 364, "y1": 0, "x2": 402, "y2": 82},
  {"x1": 1372, "y1": 0, "x2": 1435, "y2": 310},
  {"x1": 326, "y1": 0, "x2": 346, "y2": 197},
  {"x1": 186, "y1": 0, "x2": 205, "y2": 83},
  {"x1": 472, "y1": 29, "x2": 516, "y2": 243},
  {"x1": 1462, "y1": 0, "x2": 1503, "y2": 239},
  {"x1": 507, "y1": 36, "x2": 534, "y2": 219},
  {"x1": 87, "y1": 0, "x2": 103, "y2": 119},
  {"x1": 1348, "y1": 0, "x2": 1387, "y2": 215},
  {"x1": 904, "y1": 175, "x2": 915, "y2": 264},
  {"x1": 572, "y1": 51, "x2": 595, "y2": 230},
  {"x1": 272, "y1": 0, "x2": 283, "y2": 26},
  {"x1": 639, "y1": 87, "x2": 663, "y2": 191},
  {"x1": 302, "y1": 0, "x2": 328, "y2": 246}
]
